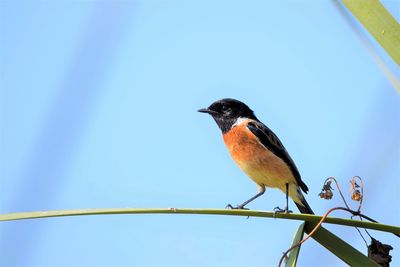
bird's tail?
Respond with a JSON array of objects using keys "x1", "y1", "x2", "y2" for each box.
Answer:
[
  {"x1": 289, "y1": 184, "x2": 314, "y2": 214},
  {"x1": 295, "y1": 198, "x2": 314, "y2": 214}
]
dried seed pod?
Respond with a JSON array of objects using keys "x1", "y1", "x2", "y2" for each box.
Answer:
[
  {"x1": 349, "y1": 177, "x2": 363, "y2": 203},
  {"x1": 319, "y1": 180, "x2": 334, "y2": 200},
  {"x1": 351, "y1": 189, "x2": 362, "y2": 202},
  {"x1": 319, "y1": 190, "x2": 333, "y2": 200},
  {"x1": 324, "y1": 190, "x2": 333, "y2": 199},
  {"x1": 368, "y1": 238, "x2": 393, "y2": 267}
]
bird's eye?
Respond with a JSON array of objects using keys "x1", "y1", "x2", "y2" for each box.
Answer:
[{"x1": 221, "y1": 105, "x2": 231, "y2": 113}]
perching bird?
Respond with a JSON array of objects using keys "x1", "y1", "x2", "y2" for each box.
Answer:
[{"x1": 199, "y1": 98, "x2": 313, "y2": 214}]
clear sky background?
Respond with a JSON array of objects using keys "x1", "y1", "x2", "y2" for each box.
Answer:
[{"x1": 1, "y1": 1, "x2": 399, "y2": 266}]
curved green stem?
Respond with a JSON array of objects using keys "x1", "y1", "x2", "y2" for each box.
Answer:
[{"x1": 0, "y1": 208, "x2": 398, "y2": 235}]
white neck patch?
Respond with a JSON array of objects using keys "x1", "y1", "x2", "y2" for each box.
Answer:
[{"x1": 232, "y1": 117, "x2": 249, "y2": 128}]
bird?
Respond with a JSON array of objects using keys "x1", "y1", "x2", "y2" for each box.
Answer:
[{"x1": 198, "y1": 98, "x2": 313, "y2": 214}]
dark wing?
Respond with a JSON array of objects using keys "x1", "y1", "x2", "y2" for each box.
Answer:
[{"x1": 247, "y1": 120, "x2": 309, "y2": 193}]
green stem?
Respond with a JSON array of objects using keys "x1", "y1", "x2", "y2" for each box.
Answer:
[
  {"x1": 0, "y1": 208, "x2": 398, "y2": 234},
  {"x1": 341, "y1": 0, "x2": 400, "y2": 65}
]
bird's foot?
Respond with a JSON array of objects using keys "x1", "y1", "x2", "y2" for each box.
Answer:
[
  {"x1": 226, "y1": 204, "x2": 249, "y2": 210},
  {"x1": 273, "y1": 206, "x2": 292, "y2": 216}
]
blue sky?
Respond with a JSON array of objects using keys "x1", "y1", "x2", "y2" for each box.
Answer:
[{"x1": 1, "y1": 1, "x2": 399, "y2": 266}]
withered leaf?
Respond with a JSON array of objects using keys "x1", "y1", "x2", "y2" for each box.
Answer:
[{"x1": 368, "y1": 238, "x2": 393, "y2": 267}]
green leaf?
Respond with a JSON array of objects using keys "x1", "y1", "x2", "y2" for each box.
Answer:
[
  {"x1": 341, "y1": 0, "x2": 400, "y2": 65},
  {"x1": 304, "y1": 223, "x2": 380, "y2": 266},
  {"x1": 1, "y1": 208, "x2": 397, "y2": 265},
  {"x1": 0, "y1": 208, "x2": 398, "y2": 235},
  {"x1": 285, "y1": 222, "x2": 305, "y2": 267}
]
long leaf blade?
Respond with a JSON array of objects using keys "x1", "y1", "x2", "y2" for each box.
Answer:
[
  {"x1": 285, "y1": 222, "x2": 305, "y2": 267},
  {"x1": 341, "y1": 0, "x2": 400, "y2": 65},
  {"x1": 304, "y1": 223, "x2": 379, "y2": 266},
  {"x1": 0, "y1": 208, "x2": 398, "y2": 235}
]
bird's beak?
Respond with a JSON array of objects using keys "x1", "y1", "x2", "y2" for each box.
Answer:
[{"x1": 198, "y1": 108, "x2": 219, "y2": 116}]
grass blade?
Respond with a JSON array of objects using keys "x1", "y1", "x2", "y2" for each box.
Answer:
[
  {"x1": 0, "y1": 208, "x2": 398, "y2": 235},
  {"x1": 285, "y1": 222, "x2": 305, "y2": 267},
  {"x1": 304, "y1": 223, "x2": 379, "y2": 266},
  {"x1": 341, "y1": 0, "x2": 400, "y2": 65}
]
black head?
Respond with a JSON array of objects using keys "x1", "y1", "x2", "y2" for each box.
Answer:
[{"x1": 198, "y1": 98, "x2": 258, "y2": 133}]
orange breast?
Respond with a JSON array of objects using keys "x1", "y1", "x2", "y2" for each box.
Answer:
[{"x1": 222, "y1": 120, "x2": 295, "y2": 189}]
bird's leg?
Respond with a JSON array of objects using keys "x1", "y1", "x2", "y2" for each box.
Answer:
[
  {"x1": 274, "y1": 183, "x2": 293, "y2": 214},
  {"x1": 226, "y1": 190, "x2": 265, "y2": 210}
]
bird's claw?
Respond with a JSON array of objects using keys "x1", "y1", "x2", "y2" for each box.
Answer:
[{"x1": 273, "y1": 206, "x2": 292, "y2": 217}]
